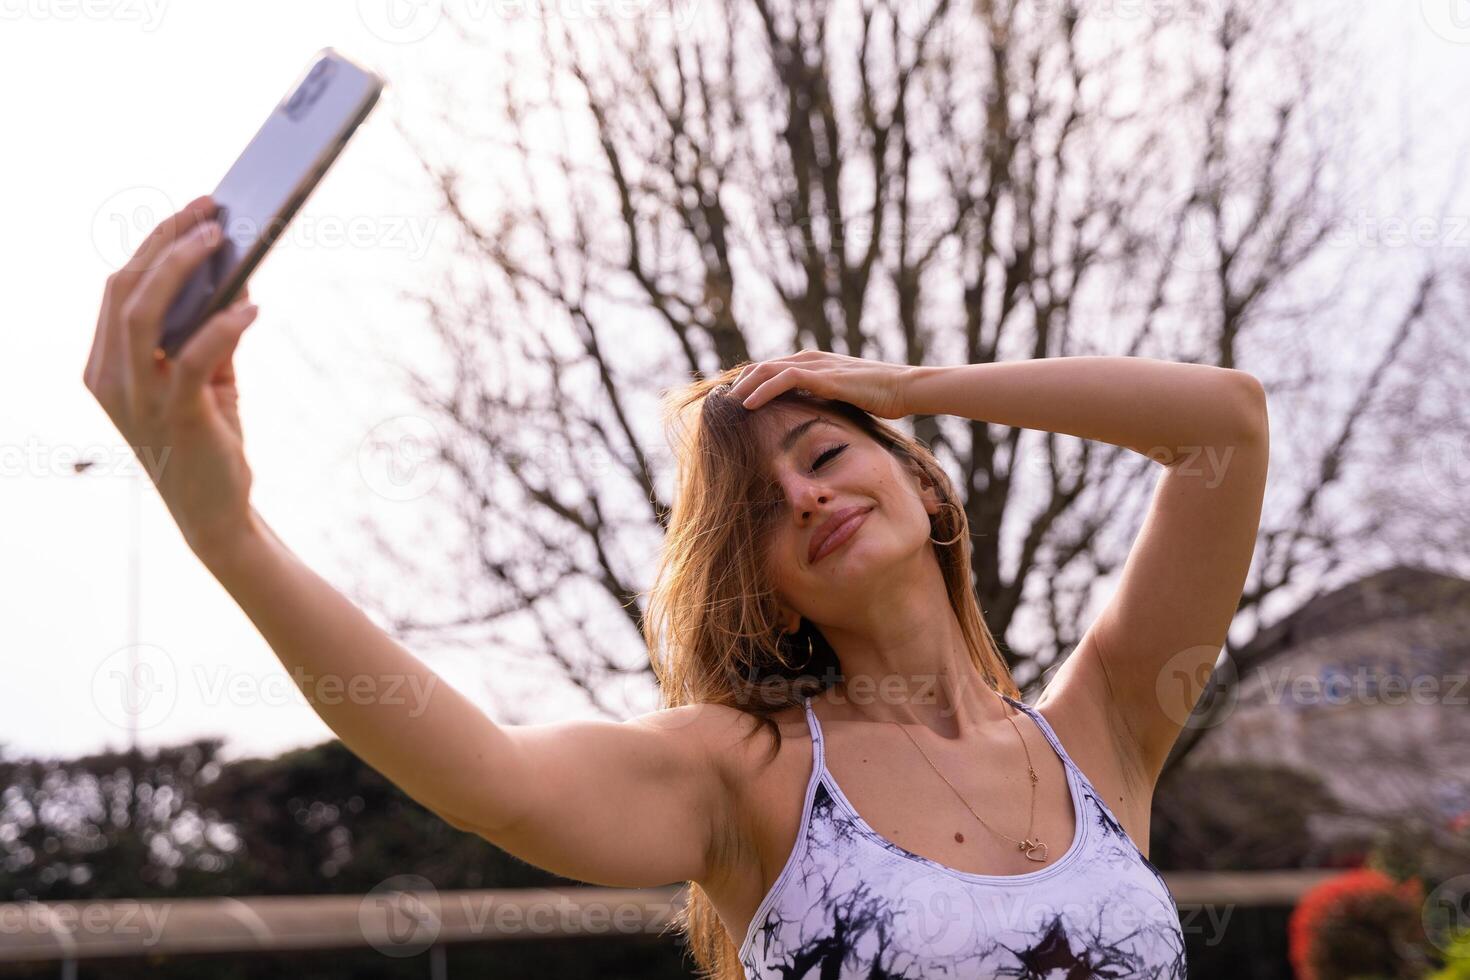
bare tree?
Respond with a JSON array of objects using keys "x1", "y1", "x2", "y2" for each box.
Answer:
[{"x1": 363, "y1": 0, "x2": 1463, "y2": 775}]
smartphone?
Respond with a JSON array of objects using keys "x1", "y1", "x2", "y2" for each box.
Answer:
[{"x1": 158, "y1": 48, "x2": 385, "y2": 358}]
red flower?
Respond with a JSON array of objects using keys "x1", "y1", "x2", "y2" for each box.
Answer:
[{"x1": 1288, "y1": 869, "x2": 1426, "y2": 980}]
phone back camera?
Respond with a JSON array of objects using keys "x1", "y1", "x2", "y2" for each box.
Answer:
[{"x1": 283, "y1": 58, "x2": 338, "y2": 121}]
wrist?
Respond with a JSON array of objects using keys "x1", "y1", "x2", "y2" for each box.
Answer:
[
  {"x1": 188, "y1": 507, "x2": 271, "y2": 578},
  {"x1": 900, "y1": 364, "x2": 946, "y2": 417}
]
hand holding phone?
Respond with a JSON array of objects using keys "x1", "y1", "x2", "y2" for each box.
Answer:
[
  {"x1": 158, "y1": 48, "x2": 385, "y2": 358},
  {"x1": 84, "y1": 196, "x2": 265, "y2": 560}
]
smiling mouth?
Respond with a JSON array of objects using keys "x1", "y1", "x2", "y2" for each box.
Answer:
[{"x1": 809, "y1": 506, "x2": 874, "y2": 564}]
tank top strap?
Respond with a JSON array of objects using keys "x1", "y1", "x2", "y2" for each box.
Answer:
[
  {"x1": 999, "y1": 692, "x2": 1087, "y2": 785},
  {"x1": 801, "y1": 694, "x2": 826, "y2": 772}
]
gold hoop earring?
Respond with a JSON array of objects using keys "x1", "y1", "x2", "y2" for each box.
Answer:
[
  {"x1": 929, "y1": 500, "x2": 966, "y2": 546},
  {"x1": 778, "y1": 625, "x2": 815, "y2": 669}
]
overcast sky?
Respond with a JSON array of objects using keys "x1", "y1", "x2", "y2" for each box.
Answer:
[{"x1": 2, "y1": 0, "x2": 1467, "y2": 764}]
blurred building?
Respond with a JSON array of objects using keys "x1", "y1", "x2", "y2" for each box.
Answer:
[{"x1": 1178, "y1": 566, "x2": 1470, "y2": 866}]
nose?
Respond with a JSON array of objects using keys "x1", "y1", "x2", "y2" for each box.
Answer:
[
  {"x1": 776, "y1": 461, "x2": 834, "y2": 525},
  {"x1": 790, "y1": 481, "x2": 831, "y2": 526},
  {"x1": 799, "y1": 493, "x2": 834, "y2": 525}
]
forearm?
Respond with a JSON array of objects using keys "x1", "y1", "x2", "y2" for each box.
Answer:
[
  {"x1": 195, "y1": 507, "x2": 526, "y2": 835},
  {"x1": 904, "y1": 356, "x2": 1265, "y2": 463}
]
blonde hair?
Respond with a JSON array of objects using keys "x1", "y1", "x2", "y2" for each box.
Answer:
[{"x1": 642, "y1": 364, "x2": 1019, "y2": 979}]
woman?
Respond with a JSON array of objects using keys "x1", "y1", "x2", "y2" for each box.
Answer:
[{"x1": 85, "y1": 197, "x2": 1269, "y2": 978}]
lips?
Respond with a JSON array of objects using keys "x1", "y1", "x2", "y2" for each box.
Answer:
[{"x1": 808, "y1": 505, "x2": 874, "y2": 565}]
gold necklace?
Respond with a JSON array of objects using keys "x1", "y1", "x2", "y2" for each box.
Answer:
[{"x1": 887, "y1": 694, "x2": 1049, "y2": 862}]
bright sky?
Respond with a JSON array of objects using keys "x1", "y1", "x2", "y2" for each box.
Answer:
[{"x1": 2, "y1": 1, "x2": 1467, "y2": 763}]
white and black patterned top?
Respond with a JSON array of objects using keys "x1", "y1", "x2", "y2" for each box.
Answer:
[{"x1": 738, "y1": 692, "x2": 1188, "y2": 979}]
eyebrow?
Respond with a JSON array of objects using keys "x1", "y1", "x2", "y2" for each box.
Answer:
[{"x1": 778, "y1": 416, "x2": 835, "y2": 453}]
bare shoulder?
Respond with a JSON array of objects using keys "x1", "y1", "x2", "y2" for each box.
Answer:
[
  {"x1": 642, "y1": 699, "x2": 814, "y2": 897},
  {"x1": 625, "y1": 699, "x2": 809, "y2": 814},
  {"x1": 631, "y1": 698, "x2": 808, "y2": 761}
]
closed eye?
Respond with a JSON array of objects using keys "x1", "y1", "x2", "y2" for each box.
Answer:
[{"x1": 811, "y1": 443, "x2": 849, "y2": 472}]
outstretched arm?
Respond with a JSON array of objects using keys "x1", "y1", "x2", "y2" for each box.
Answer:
[{"x1": 85, "y1": 197, "x2": 731, "y2": 892}]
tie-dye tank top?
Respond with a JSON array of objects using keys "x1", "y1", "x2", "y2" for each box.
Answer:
[{"x1": 738, "y1": 692, "x2": 1187, "y2": 978}]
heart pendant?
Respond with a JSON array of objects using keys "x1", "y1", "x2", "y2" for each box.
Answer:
[{"x1": 1019, "y1": 838, "x2": 1048, "y2": 862}]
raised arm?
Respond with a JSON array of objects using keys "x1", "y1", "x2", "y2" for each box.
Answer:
[{"x1": 83, "y1": 196, "x2": 733, "y2": 891}]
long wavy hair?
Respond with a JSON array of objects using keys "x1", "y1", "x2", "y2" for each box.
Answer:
[{"x1": 641, "y1": 364, "x2": 1020, "y2": 980}]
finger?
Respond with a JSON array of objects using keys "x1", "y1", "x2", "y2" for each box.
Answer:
[
  {"x1": 118, "y1": 194, "x2": 218, "y2": 282},
  {"x1": 742, "y1": 367, "x2": 813, "y2": 410},
  {"x1": 123, "y1": 219, "x2": 226, "y2": 379},
  {"x1": 89, "y1": 197, "x2": 214, "y2": 399},
  {"x1": 84, "y1": 272, "x2": 129, "y2": 397},
  {"x1": 107, "y1": 197, "x2": 217, "y2": 389},
  {"x1": 728, "y1": 362, "x2": 772, "y2": 403},
  {"x1": 209, "y1": 301, "x2": 254, "y2": 387},
  {"x1": 167, "y1": 298, "x2": 259, "y2": 408}
]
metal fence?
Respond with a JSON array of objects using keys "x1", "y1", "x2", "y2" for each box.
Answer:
[{"x1": 0, "y1": 872, "x2": 1338, "y2": 974}]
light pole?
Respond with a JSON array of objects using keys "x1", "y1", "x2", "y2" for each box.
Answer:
[
  {"x1": 71, "y1": 456, "x2": 144, "y2": 854},
  {"x1": 71, "y1": 456, "x2": 142, "y2": 755}
]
